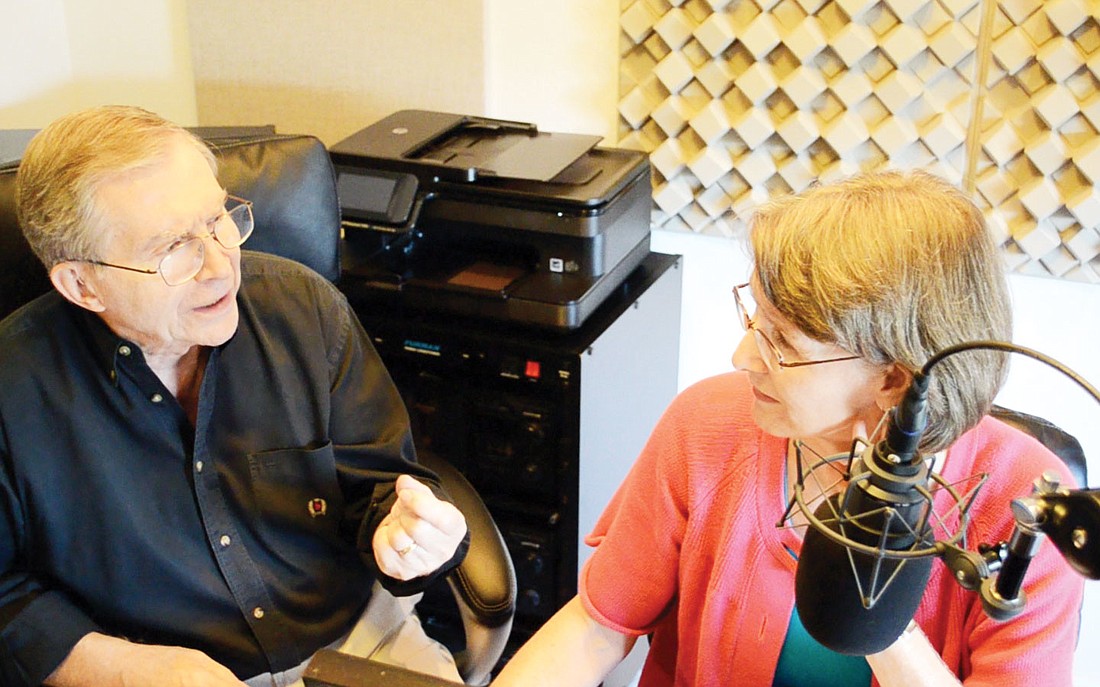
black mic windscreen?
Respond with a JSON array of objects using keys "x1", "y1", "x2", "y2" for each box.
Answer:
[{"x1": 795, "y1": 494, "x2": 933, "y2": 655}]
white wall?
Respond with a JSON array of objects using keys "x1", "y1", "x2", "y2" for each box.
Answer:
[
  {"x1": 483, "y1": 0, "x2": 619, "y2": 143},
  {"x1": 0, "y1": 0, "x2": 196, "y2": 127}
]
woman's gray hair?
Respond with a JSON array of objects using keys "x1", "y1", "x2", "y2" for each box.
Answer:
[
  {"x1": 15, "y1": 105, "x2": 216, "y2": 269},
  {"x1": 748, "y1": 169, "x2": 1012, "y2": 453}
]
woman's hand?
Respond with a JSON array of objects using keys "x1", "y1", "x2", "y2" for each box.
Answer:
[{"x1": 866, "y1": 622, "x2": 962, "y2": 687}]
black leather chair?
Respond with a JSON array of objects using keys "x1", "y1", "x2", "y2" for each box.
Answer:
[
  {"x1": 990, "y1": 405, "x2": 1088, "y2": 488},
  {"x1": 0, "y1": 132, "x2": 516, "y2": 686}
]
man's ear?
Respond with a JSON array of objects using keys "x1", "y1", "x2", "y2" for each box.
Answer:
[
  {"x1": 876, "y1": 363, "x2": 914, "y2": 412},
  {"x1": 49, "y1": 262, "x2": 106, "y2": 312}
]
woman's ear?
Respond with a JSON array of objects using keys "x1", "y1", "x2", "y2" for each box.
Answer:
[
  {"x1": 49, "y1": 262, "x2": 106, "y2": 312},
  {"x1": 876, "y1": 363, "x2": 914, "y2": 412}
]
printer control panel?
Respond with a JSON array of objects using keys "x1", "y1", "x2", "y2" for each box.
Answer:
[{"x1": 335, "y1": 167, "x2": 419, "y2": 228}]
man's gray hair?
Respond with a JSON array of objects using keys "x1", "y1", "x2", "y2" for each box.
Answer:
[{"x1": 15, "y1": 105, "x2": 216, "y2": 269}]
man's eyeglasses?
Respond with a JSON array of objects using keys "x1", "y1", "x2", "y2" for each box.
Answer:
[
  {"x1": 732, "y1": 283, "x2": 860, "y2": 371},
  {"x1": 70, "y1": 195, "x2": 254, "y2": 286}
]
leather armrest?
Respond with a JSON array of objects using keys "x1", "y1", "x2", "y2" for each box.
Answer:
[
  {"x1": 0, "y1": 165, "x2": 52, "y2": 321},
  {"x1": 417, "y1": 449, "x2": 515, "y2": 684},
  {"x1": 417, "y1": 450, "x2": 516, "y2": 627}
]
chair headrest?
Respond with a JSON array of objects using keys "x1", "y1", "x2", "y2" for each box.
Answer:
[
  {"x1": 208, "y1": 134, "x2": 341, "y2": 282},
  {"x1": 0, "y1": 132, "x2": 341, "y2": 322},
  {"x1": 0, "y1": 165, "x2": 50, "y2": 321}
]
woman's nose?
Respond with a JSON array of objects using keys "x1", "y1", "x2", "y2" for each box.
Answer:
[{"x1": 732, "y1": 330, "x2": 766, "y2": 372}]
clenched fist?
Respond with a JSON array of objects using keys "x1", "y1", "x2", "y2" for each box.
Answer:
[{"x1": 373, "y1": 475, "x2": 468, "y2": 581}]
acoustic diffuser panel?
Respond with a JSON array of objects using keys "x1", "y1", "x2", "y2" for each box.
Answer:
[{"x1": 619, "y1": 0, "x2": 1100, "y2": 281}]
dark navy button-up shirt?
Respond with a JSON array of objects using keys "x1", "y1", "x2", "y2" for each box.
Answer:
[{"x1": 0, "y1": 252, "x2": 464, "y2": 685}]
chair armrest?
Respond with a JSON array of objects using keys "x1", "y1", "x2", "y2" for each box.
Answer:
[
  {"x1": 417, "y1": 449, "x2": 516, "y2": 684},
  {"x1": 0, "y1": 165, "x2": 52, "y2": 321}
]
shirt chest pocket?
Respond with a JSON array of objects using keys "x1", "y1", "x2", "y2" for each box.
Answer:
[{"x1": 247, "y1": 441, "x2": 347, "y2": 548}]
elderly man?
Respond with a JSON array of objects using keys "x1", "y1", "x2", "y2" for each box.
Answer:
[{"x1": 0, "y1": 106, "x2": 469, "y2": 687}]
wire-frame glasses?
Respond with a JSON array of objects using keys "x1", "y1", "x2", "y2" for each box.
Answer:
[{"x1": 71, "y1": 194, "x2": 254, "y2": 286}]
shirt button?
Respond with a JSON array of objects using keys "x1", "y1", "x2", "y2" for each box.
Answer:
[
  {"x1": 118, "y1": 345, "x2": 132, "y2": 357},
  {"x1": 219, "y1": 535, "x2": 231, "y2": 548},
  {"x1": 195, "y1": 461, "x2": 204, "y2": 473},
  {"x1": 253, "y1": 607, "x2": 265, "y2": 619},
  {"x1": 150, "y1": 393, "x2": 164, "y2": 403}
]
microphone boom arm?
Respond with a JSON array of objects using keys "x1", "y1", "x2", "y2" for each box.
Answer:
[{"x1": 942, "y1": 471, "x2": 1100, "y2": 621}]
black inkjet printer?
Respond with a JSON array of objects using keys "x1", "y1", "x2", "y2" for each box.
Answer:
[{"x1": 329, "y1": 110, "x2": 653, "y2": 330}]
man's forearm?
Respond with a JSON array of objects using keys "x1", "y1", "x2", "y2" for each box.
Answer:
[
  {"x1": 44, "y1": 632, "x2": 246, "y2": 687},
  {"x1": 46, "y1": 632, "x2": 140, "y2": 687}
]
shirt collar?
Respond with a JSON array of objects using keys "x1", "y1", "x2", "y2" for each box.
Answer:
[
  {"x1": 75, "y1": 302, "x2": 235, "y2": 386},
  {"x1": 76, "y1": 306, "x2": 145, "y2": 385}
]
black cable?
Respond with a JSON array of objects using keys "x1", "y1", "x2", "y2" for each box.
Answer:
[{"x1": 920, "y1": 340, "x2": 1100, "y2": 408}]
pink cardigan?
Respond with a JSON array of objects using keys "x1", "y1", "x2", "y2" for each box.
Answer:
[{"x1": 579, "y1": 372, "x2": 1083, "y2": 686}]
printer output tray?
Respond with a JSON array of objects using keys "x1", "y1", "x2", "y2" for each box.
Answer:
[{"x1": 341, "y1": 235, "x2": 650, "y2": 331}]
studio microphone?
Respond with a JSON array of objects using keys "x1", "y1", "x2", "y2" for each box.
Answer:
[
  {"x1": 784, "y1": 339, "x2": 1100, "y2": 654},
  {"x1": 794, "y1": 372, "x2": 938, "y2": 655}
]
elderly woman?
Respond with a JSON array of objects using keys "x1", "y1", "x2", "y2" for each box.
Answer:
[{"x1": 492, "y1": 170, "x2": 1083, "y2": 686}]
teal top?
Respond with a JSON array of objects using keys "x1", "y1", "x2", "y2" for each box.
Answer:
[
  {"x1": 776, "y1": 442, "x2": 871, "y2": 686},
  {"x1": 772, "y1": 605, "x2": 872, "y2": 686}
]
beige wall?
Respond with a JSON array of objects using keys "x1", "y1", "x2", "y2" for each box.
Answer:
[
  {"x1": 186, "y1": 0, "x2": 619, "y2": 147},
  {"x1": 186, "y1": 0, "x2": 487, "y2": 146},
  {"x1": 1, "y1": 0, "x2": 619, "y2": 144},
  {"x1": 484, "y1": 1, "x2": 618, "y2": 142}
]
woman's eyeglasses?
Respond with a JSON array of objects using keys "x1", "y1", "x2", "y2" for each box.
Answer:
[{"x1": 732, "y1": 283, "x2": 860, "y2": 371}]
